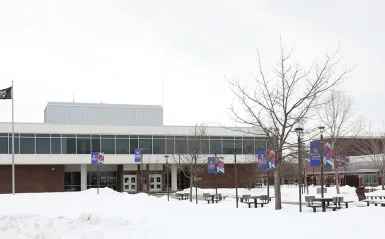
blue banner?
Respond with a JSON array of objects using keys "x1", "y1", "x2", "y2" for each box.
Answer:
[
  {"x1": 134, "y1": 148, "x2": 141, "y2": 163},
  {"x1": 208, "y1": 157, "x2": 216, "y2": 174},
  {"x1": 91, "y1": 152, "x2": 98, "y2": 165},
  {"x1": 257, "y1": 149, "x2": 267, "y2": 170},
  {"x1": 310, "y1": 141, "x2": 321, "y2": 166}
]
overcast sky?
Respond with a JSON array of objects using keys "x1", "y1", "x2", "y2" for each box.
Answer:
[{"x1": 0, "y1": 0, "x2": 384, "y2": 128}]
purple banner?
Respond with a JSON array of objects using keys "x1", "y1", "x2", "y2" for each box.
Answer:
[
  {"x1": 257, "y1": 149, "x2": 267, "y2": 170},
  {"x1": 208, "y1": 157, "x2": 216, "y2": 174},
  {"x1": 310, "y1": 141, "x2": 321, "y2": 166},
  {"x1": 134, "y1": 148, "x2": 141, "y2": 163},
  {"x1": 91, "y1": 152, "x2": 98, "y2": 165}
]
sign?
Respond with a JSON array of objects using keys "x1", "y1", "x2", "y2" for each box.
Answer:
[
  {"x1": 257, "y1": 149, "x2": 267, "y2": 170},
  {"x1": 98, "y1": 152, "x2": 105, "y2": 164},
  {"x1": 267, "y1": 149, "x2": 276, "y2": 170},
  {"x1": 216, "y1": 157, "x2": 225, "y2": 173},
  {"x1": 310, "y1": 141, "x2": 334, "y2": 167},
  {"x1": 208, "y1": 157, "x2": 216, "y2": 174},
  {"x1": 134, "y1": 148, "x2": 141, "y2": 163},
  {"x1": 91, "y1": 152, "x2": 98, "y2": 165}
]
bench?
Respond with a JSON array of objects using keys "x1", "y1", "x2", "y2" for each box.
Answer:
[
  {"x1": 241, "y1": 195, "x2": 252, "y2": 204},
  {"x1": 255, "y1": 195, "x2": 269, "y2": 207},
  {"x1": 368, "y1": 201, "x2": 385, "y2": 207},
  {"x1": 203, "y1": 193, "x2": 219, "y2": 204},
  {"x1": 327, "y1": 197, "x2": 343, "y2": 211},
  {"x1": 343, "y1": 201, "x2": 354, "y2": 208},
  {"x1": 307, "y1": 205, "x2": 323, "y2": 212}
]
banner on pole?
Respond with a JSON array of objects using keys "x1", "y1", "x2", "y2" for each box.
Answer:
[
  {"x1": 134, "y1": 148, "x2": 141, "y2": 163},
  {"x1": 0, "y1": 86, "x2": 12, "y2": 100},
  {"x1": 216, "y1": 157, "x2": 225, "y2": 173},
  {"x1": 267, "y1": 149, "x2": 276, "y2": 170},
  {"x1": 310, "y1": 141, "x2": 334, "y2": 167},
  {"x1": 257, "y1": 149, "x2": 267, "y2": 170},
  {"x1": 208, "y1": 157, "x2": 216, "y2": 174},
  {"x1": 91, "y1": 152, "x2": 98, "y2": 165},
  {"x1": 98, "y1": 152, "x2": 104, "y2": 164}
]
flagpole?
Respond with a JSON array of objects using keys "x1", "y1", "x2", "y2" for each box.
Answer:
[{"x1": 11, "y1": 81, "x2": 15, "y2": 194}]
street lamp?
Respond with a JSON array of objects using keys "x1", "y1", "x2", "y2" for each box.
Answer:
[
  {"x1": 164, "y1": 155, "x2": 170, "y2": 201},
  {"x1": 318, "y1": 126, "x2": 325, "y2": 198},
  {"x1": 294, "y1": 127, "x2": 304, "y2": 213}
]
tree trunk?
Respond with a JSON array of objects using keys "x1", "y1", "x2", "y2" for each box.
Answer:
[
  {"x1": 189, "y1": 167, "x2": 193, "y2": 202},
  {"x1": 274, "y1": 162, "x2": 282, "y2": 210}
]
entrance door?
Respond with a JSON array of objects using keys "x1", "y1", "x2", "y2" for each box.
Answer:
[
  {"x1": 149, "y1": 174, "x2": 162, "y2": 192},
  {"x1": 123, "y1": 175, "x2": 137, "y2": 192}
]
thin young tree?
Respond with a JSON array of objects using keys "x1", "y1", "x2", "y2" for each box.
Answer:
[
  {"x1": 171, "y1": 123, "x2": 208, "y2": 202},
  {"x1": 228, "y1": 41, "x2": 352, "y2": 210},
  {"x1": 318, "y1": 91, "x2": 362, "y2": 194}
]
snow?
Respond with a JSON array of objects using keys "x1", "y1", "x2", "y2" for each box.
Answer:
[{"x1": 0, "y1": 186, "x2": 384, "y2": 239}]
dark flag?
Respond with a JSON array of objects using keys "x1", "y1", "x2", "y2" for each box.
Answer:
[{"x1": 0, "y1": 86, "x2": 12, "y2": 100}]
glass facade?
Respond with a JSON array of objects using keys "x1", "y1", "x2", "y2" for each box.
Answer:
[{"x1": 0, "y1": 133, "x2": 267, "y2": 155}]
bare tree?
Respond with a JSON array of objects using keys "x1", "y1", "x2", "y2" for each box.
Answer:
[
  {"x1": 318, "y1": 91, "x2": 362, "y2": 193},
  {"x1": 228, "y1": 41, "x2": 352, "y2": 209},
  {"x1": 356, "y1": 129, "x2": 385, "y2": 189},
  {"x1": 171, "y1": 123, "x2": 208, "y2": 202}
]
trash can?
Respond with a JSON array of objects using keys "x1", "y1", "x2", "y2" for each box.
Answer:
[{"x1": 356, "y1": 186, "x2": 366, "y2": 201}]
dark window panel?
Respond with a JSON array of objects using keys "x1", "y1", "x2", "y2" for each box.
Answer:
[
  {"x1": 101, "y1": 138, "x2": 115, "y2": 154},
  {"x1": 0, "y1": 137, "x2": 8, "y2": 154},
  {"x1": 243, "y1": 139, "x2": 255, "y2": 155},
  {"x1": 116, "y1": 139, "x2": 129, "y2": 154},
  {"x1": 0, "y1": 133, "x2": 8, "y2": 137},
  {"x1": 175, "y1": 139, "x2": 188, "y2": 154},
  {"x1": 201, "y1": 140, "x2": 210, "y2": 154},
  {"x1": 210, "y1": 139, "x2": 222, "y2": 155},
  {"x1": 243, "y1": 137, "x2": 254, "y2": 140},
  {"x1": 72, "y1": 172, "x2": 81, "y2": 186},
  {"x1": 8, "y1": 136, "x2": 20, "y2": 154},
  {"x1": 256, "y1": 140, "x2": 267, "y2": 150},
  {"x1": 20, "y1": 137, "x2": 35, "y2": 154},
  {"x1": 222, "y1": 140, "x2": 234, "y2": 154},
  {"x1": 36, "y1": 138, "x2": 50, "y2": 154},
  {"x1": 209, "y1": 136, "x2": 221, "y2": 140},
  {"x1": 129, "y1": 138, "x2": 138, "y2": 154},
  {"x1": 166, "y1": 138, "x2": 175, "y2": 154},
  {"x1": 51, "y1": 138, "x2": 61, "y2": 154},
  {"x1": 62, "y1": 138, "x2": 76, "y2": 154},
  {"x1": 77, "y1": 138, "x2": 91, "y2": 154},
  {"x1": 139, "y1": 139, "x2": 152, "y2": 154},
  {"x1": 36, "y1": 134, "x2": 50, "y2": 138},
  {"x1": 234, "y1": 139, "x2": 242, "y2": 154},
  {"x1": 62, "y1": 134, "x2": 76, "y2": 138},
  {"x1": 91, "y1": 135, "x2": 100, "y2": 139},
  {"x1": 153, "y1": 135, "x2": 165, "y2": 139},
  {"x1": 153, "y1": 138, "x2": 165, "y2": 154},
  {"x1": 116, "y1": 135, "x2": 130, "y2": 139},
  {"x1": 64, "y1": 172, "x2": 71, "y2": 186},
  {"x1": 222, "y1": 136, "x2": 234, "y2": 140},
  {"x1": 188, "y1": 137, "x2": 207, "y2": 154},
  {"x1": 129, "y1": 135, "x2": 138, "y2": 139},
  {"x1": 20, "y1": 133, "x2": 35, "y2": 138},
  {"x1": 51, "y1": 134, "x2": 61, "y2": 138},
  {"x1": 92, "y1": 138, "x2": 101, "y2": 153},
  {"x1": 139, "y1": 135, "x2": 152, "y2": 139},
  {"x1": 175, "y1": 136, "x2": 187, "y2": 140},
  {"x1": 77, "y1": 134, "x2": 90, "y2": 138},
  {"x1": 101, "y1": 135, "x2": 115, "y2": 139}
]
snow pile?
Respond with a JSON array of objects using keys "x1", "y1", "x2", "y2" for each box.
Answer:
[{"x1": 0, "y1": 187, "x2": 384, "y2": 238}]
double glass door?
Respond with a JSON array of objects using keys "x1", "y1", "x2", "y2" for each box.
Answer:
[
  {"x1": 123, "y1": 175, "x2": 137, "y2": 192},
  {"x1": 149, "y1": 174, "x2": 162, "y2": 192}
]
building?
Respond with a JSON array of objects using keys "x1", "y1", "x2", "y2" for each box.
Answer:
[
  {"x1": 0, "y1": 101, "x2": 266, "y2": 194},
  {"x1": 44, "y1": 102, "x2": 163, "y2": 126}
]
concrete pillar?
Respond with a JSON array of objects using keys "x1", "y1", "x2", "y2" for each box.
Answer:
[
  {"x1": 81, "y1": 164, "x2": 87, "y2": 191},
  {"x1": 171, "y1": 164, "x2": 178, "y2": 191}
]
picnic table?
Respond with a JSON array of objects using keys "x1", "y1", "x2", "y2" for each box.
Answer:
[
  {"x1": 312, "y1": 198, "x2": 333, "y2": 212},
  {"x1": 240, "y1": 195, "x2": 269, "y2": 208},
  {"x1": 175, "y1": 192, "x2": 190, "y2": 200},
  {"x1": 203, "y1": 193, "x2": 220, "y2": 204}
]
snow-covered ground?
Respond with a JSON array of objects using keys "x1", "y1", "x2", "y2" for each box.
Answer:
[{"x1": 0, "y1": 186, "x2": 384, "y2": 239}]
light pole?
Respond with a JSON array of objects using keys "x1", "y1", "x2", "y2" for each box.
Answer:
[
  {"x1": 140, "y1": 140, "x2": 144, "y2": 193},
  {"x1": 234, "y1": 141, "x2": 239, "y2": 208},
  {"x1": 318, "y1": 126, "x2": 325, "y2": 198},
  {"x1": 214, "y1": 148, "x2": 218, "y2": 195},
  {"x1": 295, "y1": 127, "x2": 304, "y2": 212},
  {"x1": 164, "y1": 155, "x2": 170, "y2": 201}
]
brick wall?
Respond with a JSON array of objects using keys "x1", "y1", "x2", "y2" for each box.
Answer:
[{"x1": 0, "y1": 165, "x2": 64, "y2": 194}]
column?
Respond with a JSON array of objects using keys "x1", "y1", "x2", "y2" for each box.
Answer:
[
  {"x1": 171, "y1": 164, "x2": 178, "y2": 191},
  {"x1": 81, "y1": 164, "x2": 87, "y2": 191}
]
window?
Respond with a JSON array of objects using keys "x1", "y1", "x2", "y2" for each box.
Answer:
[
  {"x1": 77, "y1": 136, "x2": 91, "y2": 154},
  {"x1": 234, "y1": 138, "x2": 242, "y2": 154},
  {"x1": 362, "y1": 174, "x2": 378, "y2": 184},
  {"x1": 153, "y1": 137, "x2": 166, "y2": 154},
  {"x1": 175, "y1": 136, "x2": 188, "y2": 154},
  {"x1": 129, "y1": 138, "x2": 138, "y2": 154},
  {"x1": 51, "y1": 137, "x2": 61, "y2": 154},
  {"x1": 64, "y1": 172, "x2": 81, "y2": 191},
  {"x1": 20, "y1": 137, "x2": 35, "y2": 154},
  {"x1": 91, "y1": 135, "x2": 101, "y2": 153},
  {"x1": 101, "y1": 138, "x2": 115, "y2": 154},
  {"x1": 222, "y1": 140, "x2": 234, "y2": 154},
  {"x1": 0, "y1": 136, "x2": 8, "y2": 154},
  {"x1": 243, "y1": 138, "x2": 254, "y2": 154},
  {"x1": 139, "y1": 139, "x2": 152, "y2": 154},
  {"x1": 200, "y1": 140, "x2": 210, "y2": 154},
  {"x1": 210, "y1": 139, "x2": 222, "y2": 155},
  {"x1": 166, "y1": 136, "x2": 175, "y2": 154},
  {"x1": 256, "y1": 140, "x2": 266, "y2": 150},
  {"x1": 8, "y1": 135, "x2": 20, "y2": 154},
  {"x1": 62, "y1": 137, "x2": 76, "y2": 154},
  {"x1": 87, "y1": 171, "x2": 117, "y2": 190},
  {"x1": 36, "y1": 137, "x2": 50, "y2": 154},
  {"x1": 116, "y1": 139, "x2": 129, "y2": 154}
]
